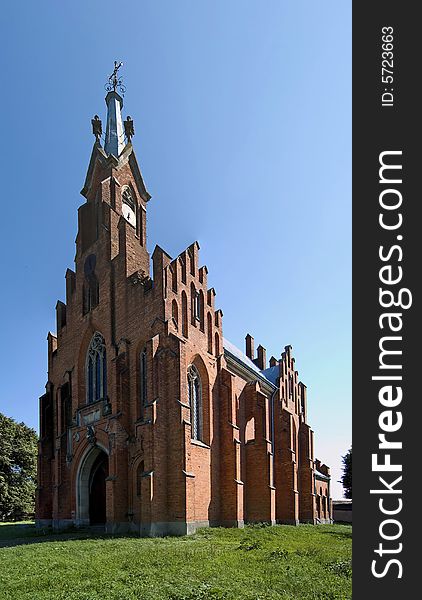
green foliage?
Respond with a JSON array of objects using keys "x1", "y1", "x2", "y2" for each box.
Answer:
[
  {"x1": 269, "y1": 548, "x2": 289, "y2": 560},
  {"x1": 168, "y1": 583, "x2": 227, "y2": 600},
  {"x1": 340, "y1": 447, "x2": 352, "y2": 499},
  {"x1": 327, "y1": 560, "x2": 352, "y2": 578},
  {"x1": 237, "y1": 537, "x2": 262, "y2": 551},
  {"x1": 0, "y1": 524, "x2": 352, "y2": 599},
  {"x1": 0, "y1": 413, "x2": 38, "y2": 521}
]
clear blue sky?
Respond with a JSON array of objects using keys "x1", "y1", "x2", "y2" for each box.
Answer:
[{"x1": 0, "y1": 1, "x2": 351, "y2": 499}]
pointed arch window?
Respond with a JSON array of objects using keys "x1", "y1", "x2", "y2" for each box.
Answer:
[
  {"x1": 86, "y1": 332, "x2": 107, "y2": 404},
  {"x1": 188, "y1": 365, "x2": 202, "y2": 441},
  {"x1": 172, "y1": 300, "x2": 179, "y2": 326}
]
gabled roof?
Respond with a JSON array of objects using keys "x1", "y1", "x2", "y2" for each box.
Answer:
[
  {"x1": 80, "y1": 141, "x2": 108, "y2": 197},
  {"x1": 223, "y1": 338, "x2": 276, "y2": 389},
  {"x1": 315, "y1": 470, "x2": 331, "y2": 481},
  {"x1": 80, "y1": 141, "x2": 151, "y2": 202},
  {"x1": 261, "y1": 365, "x2": 279, "y2": 385}
]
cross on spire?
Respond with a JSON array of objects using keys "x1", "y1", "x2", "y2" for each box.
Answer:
[{"x1": 106, "y1": 61, "x2": 126, "y2": 95}]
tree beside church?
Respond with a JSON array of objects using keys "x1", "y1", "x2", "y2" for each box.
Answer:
[
  {"x1": 340, "y1": 447, "x2": 352, "y2": 499},
  {"x1": 0, "y1": 413, "x2": 37, "y2": 521}
]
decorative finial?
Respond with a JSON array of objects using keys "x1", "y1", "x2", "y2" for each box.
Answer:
[
  {"x1": 105, "y1": 61, "x2": 126, "y2": 95},
  {"x1": 91, "y1": 115, "x2": 102, "y2": 141},
  {"x1": 124, "y1": 116, "x2": 135, "y2": 142}
]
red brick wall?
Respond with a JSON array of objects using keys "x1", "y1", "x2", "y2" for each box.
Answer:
[{"x1": 36, "y1": 143, "x2": 330, "y2": 533}]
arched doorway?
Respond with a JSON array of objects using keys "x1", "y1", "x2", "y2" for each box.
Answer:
[
  {"x1": 77, "y1": 446, "x2": 109, "y2": 526},
  {"x1": 89, "y1": 452, "x2": 108, "y2": 524}
]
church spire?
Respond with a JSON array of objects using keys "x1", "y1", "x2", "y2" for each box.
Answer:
[
  {"x1": 83, "y1": 63, "x2": 148, "y2": 202},
  {"x1": 104, "y1": 61, "x2": 126, "y2": 157}
]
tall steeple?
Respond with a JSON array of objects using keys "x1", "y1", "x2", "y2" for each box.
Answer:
[
  {"x1": 104, "y1": 61, "x2": 126, "y2": 157},
  {"x1": 82, "y1": 61, "x2": 151, "y2": 209}
]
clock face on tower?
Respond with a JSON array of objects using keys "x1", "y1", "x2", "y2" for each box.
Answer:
[
  {"x1": 123, "y1": 203, "x2": 136, "y2": 227},
  {"x1": 122, "y1": 188, "x2": 136, "y2": 228}
]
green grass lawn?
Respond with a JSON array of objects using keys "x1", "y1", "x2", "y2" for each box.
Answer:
[{"x1": 0, "y1": 523, "x2": 351, "y2": 600}]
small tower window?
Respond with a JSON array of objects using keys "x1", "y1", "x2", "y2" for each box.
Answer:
[
  {"x1": 86, "y1": 332, "x2": 107, "y2": 404},
  {"x1": 188, "y1": 365, "x2": 202, "y2": 441},
  {"x1": 122, "y1": 187, "x2": 136, "y2": 228}
]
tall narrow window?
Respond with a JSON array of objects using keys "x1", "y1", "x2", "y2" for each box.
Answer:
[
  {"x1": 60, "y1": 382, "x2": 72, "y2": 433},
  {"x1": 191, "y1": 284, "x2": 200, "y2": 324},
  {"x1": 170, "y1": 266, "x2": 177, "y2": 292},
  {"x1": 172, "y1": 300, "x2": 179, "y2": 326},
  {"x1": 103, "y1": 355, "x2": 107, "y2": 400},
  {"x1": 86, "y1": 332, "x2": 107, "y2": 404},
  {"x1": 207, "y1": 313, "x2": 213, "y2": 353},
  {"x1": 188, "y1": 249, "x2": 195, "y2": 275},
  {"x1": 292, "y1": 421, "x2": 297, "y2": 454},
  {"x1": 83, "y1": 254, "x2": 99, "y2": 314},
  {"x1": 140, "y1": 348, "x2": 147, "y2": 412},
  {"x1": 289, "y1": 374, "x2": 293, "y2": 398},
  {"x1": 214, "y1": 332, "x2": 220, "y2": 357},
  {"x1": 180, "y1": 256, "x2": 187, "y2": 283},
  {"x1": 181, "y1": 291, "x2": 188, "y2": 337},
  {"x1": 88, "y1": 358, "x2": 94, "y2": 404},
  {"x1": 139, "y1": 207, "x2": 145, "y2": 245},
  {"x1": 199, "y1": 290, "x2": 205, "y2": 331},
  {"x1": 188, "y1": 365, "x2": 202, "y2": 441}
]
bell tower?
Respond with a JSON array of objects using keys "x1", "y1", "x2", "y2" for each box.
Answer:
[{"x1": 77, "y1": 61, "x2": 151, "y2": 280}]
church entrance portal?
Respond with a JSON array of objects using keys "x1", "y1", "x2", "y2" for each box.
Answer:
[
  {"x1": 77, "y1": 446, "x2": 109, "y2": 526},
  {"x1": 89, "y1": 451, "x2": 108, "y2": 524}
]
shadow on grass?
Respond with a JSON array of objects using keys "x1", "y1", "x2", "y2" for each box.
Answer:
[
  {"x1": 0, "y1": 523, "x2": 136, "y2": 549},
  {"x1": 319, "y1": 528, "x2": 352, "y2": 540}
]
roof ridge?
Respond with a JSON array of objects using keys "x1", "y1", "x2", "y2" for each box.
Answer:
[{"x1": 223, "y1": 337, "x2": 276, "y2": 387}]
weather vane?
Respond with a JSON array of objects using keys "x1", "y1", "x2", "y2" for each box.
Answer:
[{"x1": 105, "y1": 61, "x2": 126, "y2": 95}]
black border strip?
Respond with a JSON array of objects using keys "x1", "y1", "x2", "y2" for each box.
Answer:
[{"x1": 353, "y1": 2, "x2": 420, "y2": 595}]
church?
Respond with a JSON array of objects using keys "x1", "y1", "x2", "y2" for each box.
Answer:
[{"x1": 36, "y1": 65, "x2": 332, "y2": 535}]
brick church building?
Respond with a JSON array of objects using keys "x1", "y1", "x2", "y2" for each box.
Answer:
[{"x1": 36, "y1": 67, "x2": 332, "y2": 535}]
